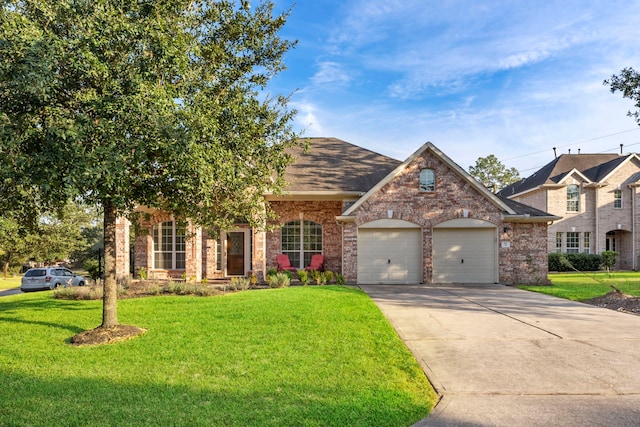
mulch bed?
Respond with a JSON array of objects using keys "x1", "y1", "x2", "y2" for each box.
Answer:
[{"x1": 582, "y1": 291, "x2": 640, "y2": 315}]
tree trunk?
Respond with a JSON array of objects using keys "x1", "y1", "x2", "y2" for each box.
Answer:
[{"x1": 101, "y1": 200, "x2": 118, "y2": 328}]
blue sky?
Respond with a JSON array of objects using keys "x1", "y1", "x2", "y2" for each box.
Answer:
[{"x1": 268, "y1": 0, "x2": 640, "y2": 176}]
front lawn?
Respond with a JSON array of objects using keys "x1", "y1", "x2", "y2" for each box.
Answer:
[
  {"x1": 0, "y1": 276, "x2": 21, "y2": 290},
  {"x1": 519, "y1": 271, "x2": 640, "y2": 300},
  {"x1": 0, "y1": 286, "x2": 436, "y2": 426}
]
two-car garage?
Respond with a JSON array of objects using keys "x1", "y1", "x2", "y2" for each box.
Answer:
[{"x1": 357, "y1": 218, "x2": 498, "y2": 284}]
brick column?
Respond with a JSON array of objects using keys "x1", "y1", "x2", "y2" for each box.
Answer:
[
  {"x1": 185, "y1": 224, "x2": 202, "y2": 282},
  {"x1": 115, "y1": 216, "x2": 131, "y2": 284}
]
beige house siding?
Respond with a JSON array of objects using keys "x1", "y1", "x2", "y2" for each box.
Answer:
[{"x1": 509, "y1": 155, "x2": 640, "y2": 270}]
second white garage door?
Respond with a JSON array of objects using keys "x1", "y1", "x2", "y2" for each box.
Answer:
[
  {"x1": 432, "y1": 227, "x2": 497, "y2": 283},
  {"x1": 358, "y1": 227, "x2": 422, "y2": 284}
]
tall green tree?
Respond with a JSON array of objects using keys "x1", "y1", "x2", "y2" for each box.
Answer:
[
  {"x1": 605, "y1": 67, "x2": 640, "y2": 125},
  {"x1": 468, "y1": 155, "x2": 520, "y2": 192},
  {"x1": 0, "y1": 1, "x2": 299, "y2": 335}
]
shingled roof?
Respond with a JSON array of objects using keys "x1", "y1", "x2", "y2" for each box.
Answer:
[
  {"x1": 498, "y1": 153, "x2": 628, "y2": 197},
  {"x1": 283, "y1": 137, "x2": 402, "y2": 193}
]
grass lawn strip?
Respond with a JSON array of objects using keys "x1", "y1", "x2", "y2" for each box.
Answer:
[
  {"x1": 0, "y1": 276, "x2": 21, "y2": 290},
  {"x1": 0, "y1": 286, "x2": 436, "y2": 426},
  {"x1": 519, "y1": 271, "x2": 640, "y2": 300}
]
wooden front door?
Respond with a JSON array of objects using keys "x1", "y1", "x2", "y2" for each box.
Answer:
[{"x1": 227, "y1": 232, "x2": 245, "y2": 276}]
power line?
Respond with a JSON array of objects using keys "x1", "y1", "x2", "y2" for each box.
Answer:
[
  {"x1": 517, "y1": 138, "x2": 640, "y2": 174},
  {"x1": 503, "y1": 128, "x2": 640, "y2": 162}
]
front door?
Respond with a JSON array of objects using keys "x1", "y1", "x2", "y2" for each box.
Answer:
[{"x1": 227, "y1": 232, "x2": 245, "y2": 276}]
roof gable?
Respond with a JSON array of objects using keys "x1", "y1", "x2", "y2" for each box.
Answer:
[
  {"x1": 343, "y1": 142, "x2": 516, "y2": 216},
  {"x1": 499, "y1": 153, "x2": 626, "y2": 197}
]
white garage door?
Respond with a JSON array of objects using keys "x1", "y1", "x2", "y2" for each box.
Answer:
[
  {"x1": 358, "y1": 228, "x2": 422, "y2": 284},
  {"x1": 432, "y1": 228, "x2": 497, "y2": 283}
]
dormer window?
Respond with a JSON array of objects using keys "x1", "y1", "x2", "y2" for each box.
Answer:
[
  {"x1": 420, "y1": 168, "x2": 435, "y2": 192},
  {"x1": 566, "y1": 184, "x2": 579, "y2": 212}
]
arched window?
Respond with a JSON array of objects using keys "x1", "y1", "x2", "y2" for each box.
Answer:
[
  {"x1": 153, "y1": 221, "x2": 186, "y2": 269},
  {"x1": 566, "y1": 185, "x2": 579, "y2": 212},
  {"x1": 281, "y1": 220, "x2": 322, "y2": 269},
  {"x1": 420, "y1": 168, "x2": 435, "y2": 192}
]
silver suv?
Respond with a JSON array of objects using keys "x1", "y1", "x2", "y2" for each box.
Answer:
[{"x1": 21, "y1": 267, "x2": 86, "y2": 292}]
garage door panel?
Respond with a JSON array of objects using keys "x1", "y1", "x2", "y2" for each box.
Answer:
[
  {"x1": 433, "y1": 228, "x2": 496, "y2": 283},
  {"x1": 358, "y1": 228, "x2": 422, "y2": 284}
]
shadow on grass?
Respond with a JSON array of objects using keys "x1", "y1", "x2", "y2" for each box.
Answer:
[
  {"x1": 0, "y1": 369, "x2": 429, "y2": 427},
  {"x1": 0, "y1": 295, "x2": 99, "y2": 334}
]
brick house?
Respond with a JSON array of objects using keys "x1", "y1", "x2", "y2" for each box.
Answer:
[
  {"x1": 119, "y1": 138, "x2": 557, "y2": 285},
  {"x1": 499, "y1": 152, "x2": 640, "y2": 270}
]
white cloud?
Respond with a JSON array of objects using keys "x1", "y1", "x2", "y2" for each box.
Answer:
[{"x1": 310, "y1": 61, "x2": 353, "y2": 87}]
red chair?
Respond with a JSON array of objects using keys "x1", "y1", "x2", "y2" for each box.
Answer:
[
  {"x1": 305, "y1": 254, "x2": 325, "y2": 271},
  {"x1": 276, "y1": 254, "x2": 297, "y2": 272}
]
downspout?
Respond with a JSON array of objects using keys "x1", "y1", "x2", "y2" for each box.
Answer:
[
  {"x1": 595, "y1": 186, "x2": 600, "y2": 254},
  {"x1": 340, "y1": 221, "x2": 344, "y2": 277},
  {"x1": 633, "y1": 185, "x2": 637, "y2": 270}
]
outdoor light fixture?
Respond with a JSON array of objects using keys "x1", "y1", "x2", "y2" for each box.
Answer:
[
  {"x1": 462, "y1": 209, "x2": 469, "y2": 218},
  {"x1": 387, "y1": 210, "x2": 393, "y2": 218}
]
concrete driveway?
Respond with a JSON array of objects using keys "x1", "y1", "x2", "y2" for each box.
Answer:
[{"x1": 361, "y1": 284, "x2": 640, "y2": 427}]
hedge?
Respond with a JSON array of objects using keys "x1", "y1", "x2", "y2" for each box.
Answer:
[{"x1": 548, "y1": 252, "x2": 602, "y2": 272}]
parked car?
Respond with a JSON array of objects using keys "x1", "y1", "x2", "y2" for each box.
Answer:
[{"x1": 20, "y1": 267, "x2": 86, "y2": 292}]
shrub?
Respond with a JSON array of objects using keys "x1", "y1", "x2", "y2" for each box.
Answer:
[
  {"x1": 267, "y1": 272, "x2": 290, "y2": 288},
  {"x1": 297, "y1": 269, "x2": 309, "y2": 286},
  {"x1": 167, "y1": 281, "x2": 187, "y2": 295},
  {"x1": 309, "y1": 269, "x2": 321, "y2": 285},
  {"x1": 229, "y1": 277, "x2": 251, "y2": 291},
  {"x1": 83, "y1": 259, "x2": 101, "y2": 280},
  {"x1": 249, "y1": 273, "x2": 258, "y2": 288},
  {"x1": 335, "y1": 273, "x2": 345, "y2": 286},
  {"x1": 324, "y1": 270, "x2": 335, "y2": 283},
  {"x1": 138, "y1": 267, "x2": 148, "y2": 280},
  {"x1": 548, "y1": 252, "x2": 601, "y2": 272},
  {"x1": 267, "y1": 267, "x2": 278, "y2": 277}
]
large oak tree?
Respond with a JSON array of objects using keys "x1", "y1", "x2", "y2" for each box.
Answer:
[{"x1": 0, "y1": 0, "x2": 299, "y2": 337}]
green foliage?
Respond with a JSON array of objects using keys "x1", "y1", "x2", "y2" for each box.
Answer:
[
  {"x1": 83, "y1": 259, "x2": 101, "y2": 281},
  {"x1": 138, "y1": 267, "x2": 148, "y2": 280},
  {"x1": 309, "y1": 269, "x2": 322, "y2": 284},
  {"x1": 296, "y1": 269, "x2": 309, "y2": 285},
  {"x1": 266, "y1": 272, "x2": 290, "y2": 288},
  {"x1": 605, "y1": 67, "x2": 640, "y2": 126},
  {"x1": 601, "y1": 251, "x2": 618, "y2": 273},
  {"x1": 266, "y1": 267, "x2": 278, "y2": 277},
  {"x1": 0, "y1": 0, "x2": 300, "y2": 327},
  {"x1": 548, "y1": 253, "x2": 602, "y2": 272},
  {"x1": 468, "y1": 154, "x2": 521, "y2": 192},
  {"x1": 335, "y1": 273, "x2": 346, "y2": 286},
  {"x1": 229, "y1": 276, "x2": 251, "y2": 291}
]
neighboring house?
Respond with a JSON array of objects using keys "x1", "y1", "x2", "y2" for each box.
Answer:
[
  {"x1": 499, "y1": 152, "x2": 640, "y2": 270},
  {"x1": 114, "y1": 138, "x2": 558, "y2": 285}
]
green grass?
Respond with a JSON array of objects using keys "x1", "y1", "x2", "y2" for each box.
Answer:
[
  {"x1": 519, "y1": 271, "x2": 640, "y2": 301},
  {"x1": 0, "y1": 276, "x2": 21, "y2": 290},
  {"x1": 0, "y1": 286, "x2": 436, "y2": 426}
]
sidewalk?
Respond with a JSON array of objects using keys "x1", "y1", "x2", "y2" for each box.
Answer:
[{"x1": 361, "y1": 284, "x2": 640, "y2": 426}]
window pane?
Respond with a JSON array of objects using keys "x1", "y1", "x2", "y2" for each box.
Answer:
[
  {"x1": 583, "y1": 232, "x2": 590, "y2": 254},
  {"x1": 566, "y1": 232, "x2": 579, "y2": 253},
  {"x1": 420, "y1": 169, "x2": 435, "y2": 192},
  {"x1": 153, "y1": 221, "x2": 186, "y2": 270},
  {"x1": 567, "y1": 185, "x2": 579, "y2": 212},
  {"x1": 281, "y1": 219, "x2": 322, "y2": 269},
  {"x1": 556, "y1": 232, "x2": 562, "y2": 254},
  {"x1": 614, "y1": 190, "x2": 622, "y2": 209}
]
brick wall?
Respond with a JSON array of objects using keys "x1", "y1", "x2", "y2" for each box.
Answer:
[
  {"x1": 347, "y1": 150, "x2": 549, "y2": 284},
  {"x1": 266, "y1": 200, "x2": 343, "y2": 273}
]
